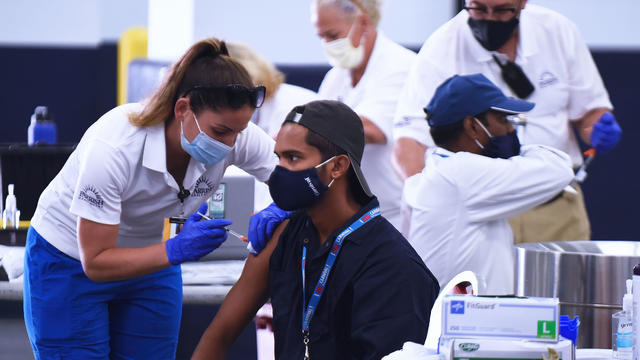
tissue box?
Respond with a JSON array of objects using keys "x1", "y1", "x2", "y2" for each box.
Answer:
[
  {"x1": 439, "y1": 338, "x2": 573, "y2": 359},
  {"x1": 442, "y1": 295, "x2": 559, "y2": 342}
]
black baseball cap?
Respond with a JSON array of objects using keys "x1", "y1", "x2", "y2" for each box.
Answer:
[{"x1": 283, "y1": 100, "x2": 373, "y2": 198}]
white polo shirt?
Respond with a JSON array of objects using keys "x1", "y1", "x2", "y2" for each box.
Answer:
[
  {"x1": 393, "y1": 4, "x2": 612, "y2": 166},
  {"x1": 31, "y1": 103, "x2": 277, "y2": 260},
  {"x1": 318, "y1": 33, "x2": 416, "y2": 229},
  {"x1": 403, "y1": 145, "x2": 574, "y2": 294}
]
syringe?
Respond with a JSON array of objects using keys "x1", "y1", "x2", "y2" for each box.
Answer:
[{"x1": 197, "y1": 212, "x2": 255, "y2": 253}]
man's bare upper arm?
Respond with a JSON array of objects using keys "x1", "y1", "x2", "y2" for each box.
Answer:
[
  {"x1": 237, "y1": 218, "x2": 289, "y2": 293},
  {"x1": 191, "y1": 219, "x2": 291, "y2": 359},
  {"x1": 209, "y1": 220, "x2": 289, "y2": 334}
]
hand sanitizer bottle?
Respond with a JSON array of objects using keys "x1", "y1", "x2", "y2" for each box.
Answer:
[
  {"x1": 614, "y1": 279, "x2": 633, "y2": 359},
  {"x1": 2, "y1": 184, "x2": 17, "y2": 229}
]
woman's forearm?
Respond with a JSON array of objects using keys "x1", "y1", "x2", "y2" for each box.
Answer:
[
  {"x1": 80, "y1": 243, "x2": 170, "y2": 282},
  {"x1": 78, "y1": 217, "x2": 171, "y2": 282}
]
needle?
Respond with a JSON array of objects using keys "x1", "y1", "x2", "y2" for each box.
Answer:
[
  {"x1": 197, "y1": 212, "x2": 249, "y2": 242},
  {"x1": 227, "y1": 228, "x2": 249, "y2": 243}
]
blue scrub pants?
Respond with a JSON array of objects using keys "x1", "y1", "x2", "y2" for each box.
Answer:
[{"x1": 23, "y1": 227, "x2": 183, "y2": 360}]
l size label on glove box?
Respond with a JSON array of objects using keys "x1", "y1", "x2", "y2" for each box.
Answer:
[{"x1": 442, "y1": 295, "x2": 559, "y2": 342}]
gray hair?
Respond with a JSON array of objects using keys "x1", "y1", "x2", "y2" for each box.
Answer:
[{"x1": 314, "y1": 0, "x2": 382, "y2": 28}]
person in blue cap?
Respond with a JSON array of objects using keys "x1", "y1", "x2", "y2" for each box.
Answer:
[{"x1": 402, "y1": 73, "x2": 574, "y2": 295}]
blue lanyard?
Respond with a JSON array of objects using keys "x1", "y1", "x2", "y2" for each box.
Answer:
[{"x1": 301, "y1": 206, "x2": 381, "y2": 336}]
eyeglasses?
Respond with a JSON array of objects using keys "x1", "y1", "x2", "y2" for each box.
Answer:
[
  {"x1": 476, "y1": 111, "x2": 527, "y2": 127},
  {"x1": 184, "y1": 84, "x2": 266, "y2": 108},
  {"x1": 464, "y1": 5, "x2": 517, "y2": 20}
]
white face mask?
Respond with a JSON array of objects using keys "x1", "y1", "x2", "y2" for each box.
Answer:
[{"x1": 321, "y1": 37, "x2": 364, "y2": 69}]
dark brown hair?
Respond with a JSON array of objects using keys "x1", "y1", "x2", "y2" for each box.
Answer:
[{"x1": 129, "y1": 38, "x2": 253, "y2": 127}]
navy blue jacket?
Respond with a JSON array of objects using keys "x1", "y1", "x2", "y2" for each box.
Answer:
[{"x1": 268, "y1": 198, "x2": 439, "y2": 359}]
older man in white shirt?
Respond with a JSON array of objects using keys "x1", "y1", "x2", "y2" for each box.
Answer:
[
  {"x1": 403, "y1": 74, "x2": 574, "y2": 294},
  {"x1": 312, "y1": 0, "x2": 415, "y2": 229}
]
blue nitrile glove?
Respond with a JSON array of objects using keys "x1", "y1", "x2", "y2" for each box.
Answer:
[
  {"x1": 165, "y1": 203, "x2": 231, "y2": 265},
  {"x1": 591, "y1": 112, "x2": 621, "y2": 154},
  {"x1": 247, "y1": 202, "x2": 291, "y2": 255}
]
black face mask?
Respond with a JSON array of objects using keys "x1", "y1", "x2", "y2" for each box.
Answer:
[
  {"x1": 483, "y1": 131, "x2": 521, "y2": 159},
  {"x1": 474, "y1": 118, "x2": 521, "y2": 159},
  {"x1": 468, "y1": 17, "x2": 519, "y2": 51},
  {"x1": 267, "y1": 157, "x2": 335, "y2": 211}
]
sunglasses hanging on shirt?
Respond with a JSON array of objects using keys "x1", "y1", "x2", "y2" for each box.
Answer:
[{"x1": 492, "y1": 55, "x2": 535, "y2": 99}]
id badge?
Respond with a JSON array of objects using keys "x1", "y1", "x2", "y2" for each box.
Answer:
[{"x1": 162, "y1": 217, "x2": 186, "y2": 241}]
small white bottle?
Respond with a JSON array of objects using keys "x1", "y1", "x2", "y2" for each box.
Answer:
[
  {"x1": 2, "y1": 184, "x2": 18, "y2": 229},
  {"x1": 614, "y1": 279, "x2": 633, "y2": 359}
]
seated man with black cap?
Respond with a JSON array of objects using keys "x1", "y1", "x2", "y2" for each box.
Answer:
[
  {"x1": 403, "y1": 74, "x2": 574, "y2": 295},
  {"x1": 193, "y1": 100, "x2": 439, "y2": 359}
]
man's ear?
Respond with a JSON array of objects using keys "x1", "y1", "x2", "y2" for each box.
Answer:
[
  {"x1": 349, "y1": 12, "x2": 368, "y2": 47},
  {"x1": 329, "y1": 154, "x2": 352, "y2": 180},
  {"x1": 463, "y1": 116, "x2": 481, "y2": 138},
  {"x1": 358, "y1": 11, "x2": 370, "y2": 28}
]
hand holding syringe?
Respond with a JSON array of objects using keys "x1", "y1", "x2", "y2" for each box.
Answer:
[{"x1": 197, "y1": 212, "x2": 256, "y2": 253}]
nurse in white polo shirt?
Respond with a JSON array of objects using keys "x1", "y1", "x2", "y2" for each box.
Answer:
[
  {"x1": 23, "y1": 38, "x2": 277, "y2": 359},
  {"x1": 312, "y1": 0, "x2": 415, "y2": 229},
  {"x1": 393, "y1": 1, "x2": 622, "y2": 243}
]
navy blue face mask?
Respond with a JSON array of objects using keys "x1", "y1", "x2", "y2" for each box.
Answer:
[
  {"x1": 474, "y1": 118, "x2": 521, "y2": 159},
  {"x1": 268, "y1": 157, "x2": 335, "y2": 211}
]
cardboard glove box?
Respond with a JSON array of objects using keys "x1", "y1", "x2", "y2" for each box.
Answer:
[
  {"x1": 439, "y1": 337, "x2": 573, "y2": 360},
  {"x1": 442, "y1": 295, "x2": 559, "y2": 342}
]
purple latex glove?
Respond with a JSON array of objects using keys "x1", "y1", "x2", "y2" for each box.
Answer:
[
  {"x1": 165, "y1": 202, "x2": 231, "y2": 265},
  {"x1": 247, "y1": 202, "x2": 291, "y2": 255},
  {"x1": 591, "y1": 112, "x2": 621, "y2": 154}
]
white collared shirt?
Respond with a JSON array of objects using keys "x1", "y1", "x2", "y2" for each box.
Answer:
[
  {"x1": 31, "y1": 103, "x2": 277, "y2": 260},
  {"x1": 403, "y1": 145, "x2": 574, "y2": 294},
  {"x1": 393, "y1": 4, "x2": 612, "y2": 166},
  {"x1": 318, "y1": 33, "x2": 416, "y2": 229}
]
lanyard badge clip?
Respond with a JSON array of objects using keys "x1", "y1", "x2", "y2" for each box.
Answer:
[{"x1": 303, "y1": 330, "x2": 310, "y2": 360}]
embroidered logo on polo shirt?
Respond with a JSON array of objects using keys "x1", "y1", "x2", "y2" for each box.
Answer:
[
  {"x1": 539, "y1": 71, "x2": 559, "y2": 88},
  {"x1": 78, "y1": 185, "x2": 104, "y2": 209},
  {"x1": 192, "y1": 177, "x2": 214, "y2": 197}
]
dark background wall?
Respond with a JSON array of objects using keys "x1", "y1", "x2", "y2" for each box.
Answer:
[
  {"x1": 0, "y1": 43, "x2": 118, "y2": 144},
  {"x1": 582, "y1": 51, "x2": 639, "y2": 240},
  {"x1": 0, "y1": 44, "x2": 638, "y2": 241}
]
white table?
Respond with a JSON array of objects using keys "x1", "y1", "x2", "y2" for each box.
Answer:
[
  {"x1": 0, "y1": 280, "x2": 234, "y2": 305},
  {"x1": 0, "y1": 260, "x2": 245, "y2": 305}
]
